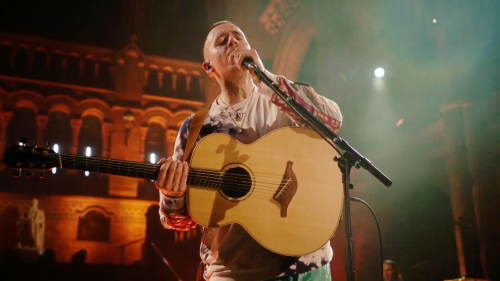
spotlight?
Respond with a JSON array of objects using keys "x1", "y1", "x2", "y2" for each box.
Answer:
[
  {"x1": 374, "y1": 67, "x2": 385, "y2": 78},
  {"x1": 433, "y1": 19, "x2": 437, "y2": 23}
]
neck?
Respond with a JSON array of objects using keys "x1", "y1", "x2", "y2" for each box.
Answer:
[{"x1": 219, "y1": 74, "x2": 256, "y2": 105}]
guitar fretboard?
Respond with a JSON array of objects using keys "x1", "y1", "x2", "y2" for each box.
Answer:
[{"x1": 57, "y1": 153, "x2": 222, "y2": 189}]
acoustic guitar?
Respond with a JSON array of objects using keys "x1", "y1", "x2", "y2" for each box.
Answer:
[{"x1": 2, "y1": 127, "x2": 344, "y2": 257}]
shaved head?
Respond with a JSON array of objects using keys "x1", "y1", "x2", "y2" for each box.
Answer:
[{"x1": 203, "y1": 20, "x2": 236, "y2": 60}]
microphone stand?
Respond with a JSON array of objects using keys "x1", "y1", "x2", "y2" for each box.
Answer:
[{"x1": 243, "y1": 61, "x2": 393, "y2": 281}]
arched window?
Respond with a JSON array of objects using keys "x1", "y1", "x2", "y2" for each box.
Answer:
[
  {"x1": 14, "y1": 48, "x2": 29, "y2": 78},
  {"x1": 97, "y1": 60, "x2": 113, "y2": 90},
  {"x1": 174, "y1": 72, "x2": 188, "y2": 99},
  {"x1": 50, "y1": 52, "x2": 64, "y2": 82},
  {"x1": 6, "y1": 107, "x2": 37, "y2": 148},
  {"x1": 83, "y1": 58, "x2": 96, "y2": 87},
  {"x1": 32, "y1": 49, "x2": 48, "y2": 80},
  {"x1": 144, "y1": 68, "x2": 159, "y2": 95},
  {"x1": 144, "y1": 122, "x2": 166, "y2": 163},
  {"x1": 188, "y1": 75, "x2": 202, "y2": 101},
  {"x1": 76, "y1": 114, "x2": 107, "y2": 196},
  {"x1": 66, "y1": 55, "x2": 80, "y2": 84},
  {"x1": 77, "y1": 115, "x2": 103, "y2": 157},
  {"x1": 0, "y1": 44, "x2": 13, "y2": 75},
  {"x1": 45, "y1": 111, "x2": 72, "y2": 153},
  {"x1": 77, "y1": 210, "x2": 110, "y2": 242},
  {"x1": 160, "y1": 70, "x2": 173, "y2": 97}
]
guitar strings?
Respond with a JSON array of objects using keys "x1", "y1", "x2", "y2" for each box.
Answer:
[
  {"x1": 50, "y1": 153, "x2": 286, "y2": 180},
  {"x1": 38, "y1": 152, "x2": 289, "y2": 185},
  {"x1": 28, "y1": 153, "x2": 294, "y2": 195},
  {"x1": 17, "y1": 158, "x2": 290, "y2": 198}
]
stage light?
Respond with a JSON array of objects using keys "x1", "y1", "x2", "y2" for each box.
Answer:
[
  {"x1": 53, "y1": 143, "x2": 59, "y2": 153},
  {"x1": 396, "y1": 118, "x2": 404, "y2": 127},
  {"x1": 374, "y1": 67, "x2": 385, "y2": 78},
  {"x1": 85, "y1": 146, "x2": 92, "y2": 176},
  {"x1": 150, "y1": 153, "x2": 156, "y2": 164},
  {"x1": 52, "y1": 168, "x2": 57, "y2": 174},
  {"x1": 433, "y1": 19, "x2": 437, "y2": 23}
]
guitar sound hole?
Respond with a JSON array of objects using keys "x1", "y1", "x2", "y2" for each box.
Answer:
[{"x1": 220, "y1": 167, "x2": 251, "y2": 199}]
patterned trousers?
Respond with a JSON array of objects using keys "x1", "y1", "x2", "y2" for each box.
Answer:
[{"x1": 267, "y1": 263, "x2": 331, "y2": 281}]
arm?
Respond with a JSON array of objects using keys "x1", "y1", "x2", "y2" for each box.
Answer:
[
  {"x1": 261, "y1": 70, "x2": 343, "y2": 133},
  {"x1": 158, "y1": 116, "x2": 197, "y2": 231},
  {"x1": 227, "y1": 47, "x2": 342, "y2": 132}
]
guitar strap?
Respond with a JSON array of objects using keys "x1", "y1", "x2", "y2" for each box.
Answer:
[
  {"x1": 183, "y1": 106, "x2": 210, "y2": 162},
  {"x1": 185, "y1": 106, "x2": 210, "y2": 281}
]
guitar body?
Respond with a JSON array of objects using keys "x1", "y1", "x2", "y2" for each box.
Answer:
[{"x1": 187, "y1": 127, "x2": 344, "y2": 257}]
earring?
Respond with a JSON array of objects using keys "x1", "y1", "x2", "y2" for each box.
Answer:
[{"x1": 204, "y1": 61, "x2": 217, "y2": 86}]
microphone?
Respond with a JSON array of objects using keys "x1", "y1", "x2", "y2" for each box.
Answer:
[{"x1": 242, "y1": 58, "x2": 257, "y2": 70}]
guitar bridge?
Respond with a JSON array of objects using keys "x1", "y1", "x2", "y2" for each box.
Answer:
[{"x1": 273, "y1": 161, "x2": 298, "y2": 217}]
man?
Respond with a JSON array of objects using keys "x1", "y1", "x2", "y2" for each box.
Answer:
[{"x1": 156, "y1": 21, "x2": 342, "y2": 280}]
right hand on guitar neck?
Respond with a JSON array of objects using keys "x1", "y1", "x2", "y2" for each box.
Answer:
[{"x1": 156, "y1": 157, "x2": 189, "y2": 198}]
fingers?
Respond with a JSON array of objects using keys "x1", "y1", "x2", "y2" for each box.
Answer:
[
  {"x1": 156, "y1": 158, "x2": 188, "y2": 197},
  {"x1": 171, "y1": 161, "x2": 183, "y2": 192},
  {"x1": 228, "y1": 47, "x2": 250, "y2": 70},
  {"x1": 156, "y1": 157, "x2": 172, "y2": 188},
  {"x1": 179, "y1": 162, "x2": 189, "y2": 193},
  {"x1": 165, "y1": 159, "x2": 178, "y2": 190}
]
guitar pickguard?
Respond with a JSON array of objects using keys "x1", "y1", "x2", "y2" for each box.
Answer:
[{"x1": 272, "y1": 161, "x2": 298, "y2": 217}]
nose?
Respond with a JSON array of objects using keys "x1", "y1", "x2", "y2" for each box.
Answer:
[{"x1": 227, "y1": 35, "x2": 239, "y2": 48}]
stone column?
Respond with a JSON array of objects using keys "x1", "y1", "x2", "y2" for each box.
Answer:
[
  {"x1": 70, "y1": 119, "x2": 82, "y2": 155},
  {"x1": 166, "y1": 129, "x2": 178, "y2": 157},
  {"x1": 0, "y1": 111, "x2": 13, "y2": 172},
  {"x1": 36, "y1": 115, "x2": 47, "y2": 147},
  {"x1": 440, "y1": 102, "x2": 482, "y2": 277},
  {"x1": 462, "y1": 102, "x2": 500, "y2": 279},
  {"x1": 107, "y1": 108, "x2": 142, "y2": 198},
  {"x1": 102, "y1": 123, "x2": 113, "y2": 158}
]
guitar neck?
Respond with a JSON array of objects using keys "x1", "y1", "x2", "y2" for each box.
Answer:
[{"x1": 57, "y1": 153, "x2": 221, "y2": 187}]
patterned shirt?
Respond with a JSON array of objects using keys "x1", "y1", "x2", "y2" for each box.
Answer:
[{"x1": 159, "y1": 72, "x2": 342, "y2": 280}]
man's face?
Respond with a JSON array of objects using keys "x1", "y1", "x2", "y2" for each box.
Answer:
[
  {"x1": 383, "y1": 263, "x2": 395, "y2": 281},
  {"x1": 204, "y1": 23, "x2": 250, "y2": 78}
]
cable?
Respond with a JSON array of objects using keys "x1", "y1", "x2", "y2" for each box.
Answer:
[{"x1": 350, "y1": 196, "x2": 383, "y2": 281}]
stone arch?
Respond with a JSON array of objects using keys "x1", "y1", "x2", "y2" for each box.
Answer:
[
  {"x1": 78, "y1": 98, "x2": 110, "y2": 120},
  {"x1": 142, "y1": 106, "x2": 174, "y2": 127},
  {"x1": 45, "y1": 95, "x2": 78, "y2": 115},
  {"x1": 81, "y1": 108, "x2": 104, "y2": 123},
  {"x1": 6, "y1": 101, "x2": 38, "y2": 147},
  {"x1": 8, "y1": 90, "x2": 46, "y2": 114},
  {"x1": 272, "y1": 20, "x2": 318, "y2": 81},
  {"x1": 147, "y1": 116, "x2": 168, "y2": 129}
]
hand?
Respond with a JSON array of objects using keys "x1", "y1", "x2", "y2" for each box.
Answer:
[
  {"x1": 156, "y1": 157, "x2": 189, "y2": 197},
  {"x1": 228, "y1": 47, "x2": 265, "y2": 81}
]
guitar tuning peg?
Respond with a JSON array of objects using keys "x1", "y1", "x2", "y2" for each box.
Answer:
[
  {"x1": 27, "y1": 170, "x2": 34, "y2": 178},
  {"x1": 14, "y1": 169, "x2": 22, "y2": 178},
  {"x1": 39, "y1": 171, "x2": 45, "y2": 179},
  {"x1": 19, "y1": 138, "x2": 28, "y2": 146}
]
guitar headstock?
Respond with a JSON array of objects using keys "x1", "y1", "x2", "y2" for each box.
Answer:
[{"x1": 2, "y1": 139, "x2": 57, "y2": 178}]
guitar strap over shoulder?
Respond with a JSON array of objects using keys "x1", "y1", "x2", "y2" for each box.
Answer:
[{"x1": 183, "y1": 106, "x2": 210, "y2": 162}]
